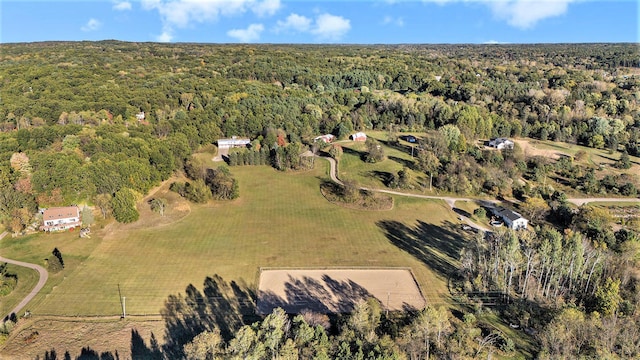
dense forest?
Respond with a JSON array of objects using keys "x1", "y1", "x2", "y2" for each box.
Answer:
[{"x1": 0, "y1": 42, "x2": 639, "y2": 358}]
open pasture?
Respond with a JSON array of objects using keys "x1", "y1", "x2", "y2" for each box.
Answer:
[{"x1": 0, "y1": 161, "x2": 465, "y2": 317}]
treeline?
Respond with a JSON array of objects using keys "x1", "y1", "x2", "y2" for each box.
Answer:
[{"x1": 0, "y1": 41, "x2": 638, "y2": 226}]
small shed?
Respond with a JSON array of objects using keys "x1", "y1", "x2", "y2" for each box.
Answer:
[{"x1": 350, "y1": 132, "x2": 367, "y2": 142}]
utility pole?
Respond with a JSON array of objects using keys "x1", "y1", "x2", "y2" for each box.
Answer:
[{"x1": 118, "y1": 284, "x2": 126, "y2": 319}]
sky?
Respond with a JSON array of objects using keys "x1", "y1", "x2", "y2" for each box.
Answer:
[{"x1": 0, "y1": 0, "x2": 638, "y2": 44}]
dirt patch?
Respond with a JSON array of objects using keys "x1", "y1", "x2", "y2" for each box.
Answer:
[
  {"x1": 513, "y1": 139, "x2": 568, "y2": 160},
  {"x1": 0, "y1": 316, "x2": 164, "y2": 360},
  {"x1": 257, "y1": 268, "x2": 426, "y2": 314}
]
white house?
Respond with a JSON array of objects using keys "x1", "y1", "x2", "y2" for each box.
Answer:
[
  {"x1": 492, "y1": 207, "x2": 528, "y2": 230},
  {"x1": 40, "y1": 206, "x2": 81, "y2": 232},
  {"x1": 488, "y1": 138, "x2": 514, "y2": 150},
  {"x1": 313, "y1": 134, "x2": 335, "y2": 143},
  {"x1": 136, "y1": 112, "x2": 145, "y2": 121},
  {"x1": 350, "y1": 132, "x2": 367, "y2": 142},
  {"x1": 217, "y1": 136, "x2": 251, "y2": 149}
]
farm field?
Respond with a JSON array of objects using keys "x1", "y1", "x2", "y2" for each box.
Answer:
[{"x1": 0, "y1": 160, "x2": 465, "y2": 317}]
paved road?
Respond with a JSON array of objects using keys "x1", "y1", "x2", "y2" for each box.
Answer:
[
  {"x1": 0, "y1": 231, "x2": 48, "y2": 320},
  {"x1": 567, "y1": 197, "x2": 640, "y2": 206},
  {"x1": 320, "y1": 156, "x2": 639, "y2": 232},
  {"x1": 321, "y1": 156, "x2": 492, "y2": 232},
  {"x1": 322, "y1": 156, "x2": 640, "y2": 206}
]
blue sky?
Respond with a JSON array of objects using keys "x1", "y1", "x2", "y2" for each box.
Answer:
[{"x1": 1, "y1": 0, "x2": 637, "y2": 44}]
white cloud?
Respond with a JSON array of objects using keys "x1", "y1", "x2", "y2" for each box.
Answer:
[
  {"x1": 273, "y1": 12, "x2": 351, "y2": 41},
  {"x1": 275, "y1": 13, "x2": 312, "y2": 33},
  {"x1": 484, "y1": 39, "x2": 508, "y2": 44},
  {"x1": 112, "y1": 1, "x2": 132, "y2": 11},
  {"x1": 156, "y1": 29, "x2": 174, "y2": 42},
  {"x1": 489, "y1": 0, "x2": 573, "y2": 29},
  {"x1": 81, "y1": 18, "x2": 102, "y2": 32},
  {"x1": 311, "y1": 13, "x2": 351, "y2": 41},
  {"x1": 142, "y1": 0, "x2": 280, "y2": 42},
  {"x1": 228, "y1": 23, "x2": 264, "y2": 42},
  {"x1": 382, "y1": 15, "x2": 404, "y2": 27},
  {"x1": 253, "y1": 0, "x2": 280, "y2": 17},
  {"x1": 420, "y1": 0, "x2": 575, "y2": 29}
]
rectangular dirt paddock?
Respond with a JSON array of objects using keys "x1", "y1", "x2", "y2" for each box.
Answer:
[{"x1": 257, "y1": 268, "x2": 426, "y2": 314}]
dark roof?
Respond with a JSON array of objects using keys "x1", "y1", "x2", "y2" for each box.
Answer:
[{"x1": 493, "y1": 207, "x2": 526, "y2": 222}]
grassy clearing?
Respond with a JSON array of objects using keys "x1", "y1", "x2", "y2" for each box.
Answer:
[
  {"x1": 0, "y1": 263, "x2": 39, "y2": 318},
  {"x1": 0, "y1": 161, "x2": 463, "y2": 317},
  {"x1": 516, "y1": 138, "x2": 640, "y2": 177},
  {"x1": 336, "y1": 131, "x2": 430, "y2": 191}
]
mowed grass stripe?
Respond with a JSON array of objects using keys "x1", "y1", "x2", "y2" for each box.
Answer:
[{"x1": 14, "y1": 164, "x2": 460, "y2": 316}]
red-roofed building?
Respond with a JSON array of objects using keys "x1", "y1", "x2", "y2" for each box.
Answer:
[{"x1": 40, "y1": 206, "x2": 81, "y2": 232}]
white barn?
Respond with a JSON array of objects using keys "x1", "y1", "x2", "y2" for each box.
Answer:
[
  {"x1": 217, "y1": 136, "x2": 251, "y2": 149},
  {"x1": 350, "y1": 132, "x2": 367, "y2": 142},
  {"x1": 488, "y1": 138, "x2": 514, "y2": 150}
]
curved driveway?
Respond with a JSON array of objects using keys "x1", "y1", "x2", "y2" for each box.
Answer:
[
  {"x1": 0, "y1": 231, "x2": 48, "y2": 320},
  {"x1": 320, "y1": 156, "x2": 639, "y2": 231}
]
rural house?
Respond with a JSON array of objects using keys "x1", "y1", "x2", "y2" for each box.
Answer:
[
  {"x1": 40, "y1": 206, "x2": 81, "y2": 232},
  {"x1": 491, "y1": 207, "x2": 529, "y2": 230},
  {"x1": 313, "y1": 134, "x2": 335, "y2": 143},
  {"x1": 350, "y1": 132, "x2": 367, "y2": 142},
  {"x1": 217, "y1": 136, "x2": 251, "y2": 149},
  {"x1": 488, "y1": 138, "x2": 514, "y2": 150}
]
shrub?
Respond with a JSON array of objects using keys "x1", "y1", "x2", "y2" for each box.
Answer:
[{"x1": 474, "y1": 207, "x2": 487, "y2": 219}]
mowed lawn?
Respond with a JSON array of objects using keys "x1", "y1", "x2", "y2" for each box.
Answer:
[{"x1": 1, "y1": 160, "x2": 464, "y2": 316}]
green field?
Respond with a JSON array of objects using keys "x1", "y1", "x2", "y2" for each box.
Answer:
[
  {"x1": 0, "y1": 160, "x2": 465, "y2": 316},
  {"x1": 335, "y1": 131, "x2": 431, "y2": 191}
]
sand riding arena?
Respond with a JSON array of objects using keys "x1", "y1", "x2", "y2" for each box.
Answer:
[{"x1": 257, "y1": 268, "x2": 426, "y2": 314}]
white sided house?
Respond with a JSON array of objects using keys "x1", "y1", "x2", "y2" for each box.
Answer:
[
  {"x1": 488, "y1": 138, "x2": 514, "y2": 150},
  {"x1": 492, "y1": 207, "x2": 528, "y2": 230},
  {"x1": 40, "y1": 206, "x2": 81, "y2": 232},
  {"x1": 217, "y1": 136, "x2": 251, "y2": 149}
]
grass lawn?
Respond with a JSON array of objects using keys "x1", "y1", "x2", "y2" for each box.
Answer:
[
  {"x1": 336, "y1": 131, "x2": 430, "y2": 191},
  {"x1": 515, "y1": 138, "x2": 640, "y2": 177},
  {"x1": 0, "y1": 160, "x2": 464, "y2": 317},
  {"x1": 0, "y1": 262, "x2": 39, "y2": 317}
]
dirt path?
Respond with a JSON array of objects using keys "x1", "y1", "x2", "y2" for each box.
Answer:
[
  {"x1": 321, "y1": 156, "x2": 492, "y2": 232},
  {"x1": 321, "y1": 156, "x2": 639, "y2": 231},
  {"x1": 0, "y1": 231, "x2": 49, "y2": 320}
]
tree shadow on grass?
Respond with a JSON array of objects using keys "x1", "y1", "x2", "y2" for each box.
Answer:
[
  {"x1": 377, "y1": 219, "x2": 468, "y2": 278},
  {"x1": 342, "y1": 146, "x2": 366, "y2": 161},
  {"x1": 388, "y1": 155, "x2": 415, "y2": 169},
  {"x1": 160, "y1": 274, "x2": 256, "y2": 359},
  {"x1": 258, "y1": 275, "x2": 373, "y2": 315}
]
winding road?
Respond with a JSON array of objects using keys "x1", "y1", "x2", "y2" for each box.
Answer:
[
  {"x1": 0, "y1": 159, "x2": 635, "y2": 322},
  {"x1": 321, "y1": 155, "x2": 639, "y2": 231},
  {"x1": 0, "y1": 231, "x2": 48, "y2": 320}
]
